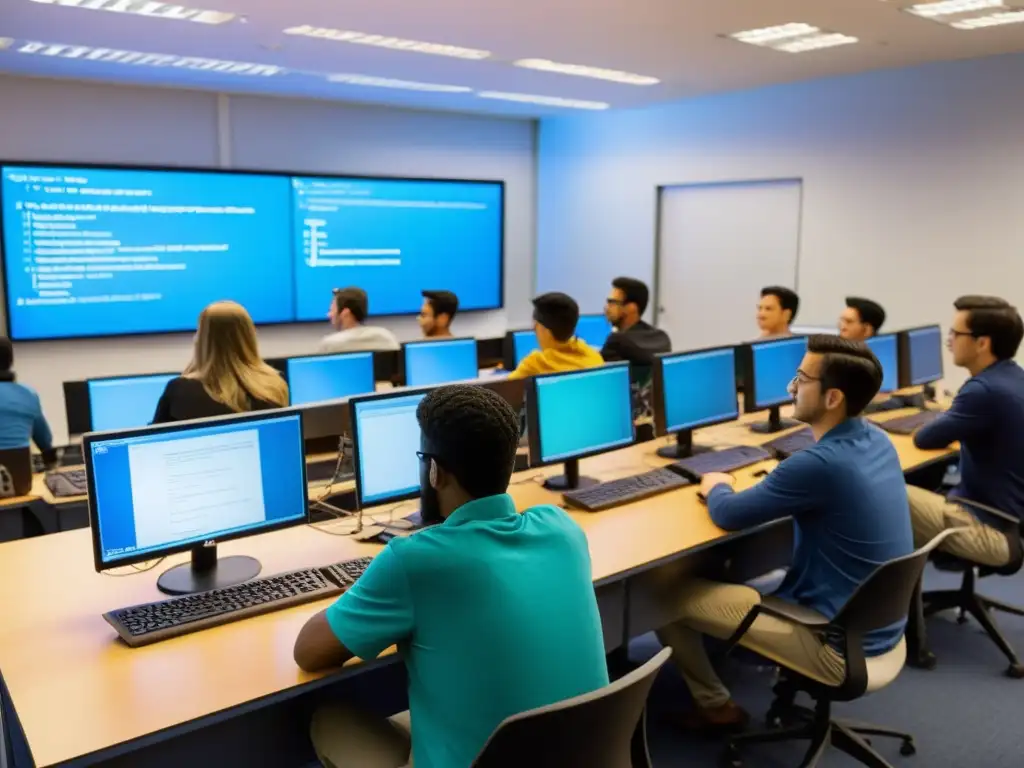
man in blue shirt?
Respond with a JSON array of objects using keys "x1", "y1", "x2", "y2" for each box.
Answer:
[
  {"x1": 657, "y1": 335, "x2": 913, "y2": 729},
  {"x1": 293, "y1": 385, "x2": 609, "y2": 768},
  {"x1": 907, "y1": 296, "x2": 1024, "y2": 567}
]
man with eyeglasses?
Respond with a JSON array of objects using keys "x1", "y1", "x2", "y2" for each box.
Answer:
[
  {"x1": 656, "y1": 335, "x2": 912, "y2": 731},
  {"x1": 601, "y1": 277, "x2": 672, "y2": 366},
  {"x1": 906, "y1": 296, "x2": 1024, "y2": 568},
  {"x1": 293, "y1": 385, "x2": 609, "y2": 768}
]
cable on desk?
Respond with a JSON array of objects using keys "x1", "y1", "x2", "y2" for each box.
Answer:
[
  {"x1": 308, "y1": 500, "x2": 416, "y2": 537},
  {"x1": 101, "y1": 558, "x2": 166, "y2": 577},
  {"x1": 509, "y1": 472, "x2": 546, "y2": 486}
]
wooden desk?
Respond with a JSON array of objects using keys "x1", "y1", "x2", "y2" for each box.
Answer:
[{"x1": 0, "y1": 413, "x2": 958, "y2": 767}]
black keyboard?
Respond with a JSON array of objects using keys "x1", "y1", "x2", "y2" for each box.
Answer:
[
  {"x1": 879, "y1": 410, "x2": 941, "y2": 435},
  {"x1": 764, "y1": 428, "x2": 815, "y2": 459},
  {"x1": 563, "y1": 468, "x2": 691, "y2": 512},
  {"x1": 667, "y1": 445, "x2": 772, "y2": 481},
  {"x1": 45, "y1": 468, "x2": 87, "y2": 497},
  {"x1": 104, "y1": 556, "x2": 373, "y2": 648}
]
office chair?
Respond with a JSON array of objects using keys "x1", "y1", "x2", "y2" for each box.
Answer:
[
  {"x1": 919, "y1": 498, "x2": 1024, "y2": 678},
  {"x1": 471, "y1": 647, "x2": 670, "y2": 768},
  {"x1": 721, "y1": 529, "x2": 959, "y2": 768}
]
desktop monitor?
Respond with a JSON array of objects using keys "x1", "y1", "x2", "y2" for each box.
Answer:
[
  {"x1": 898, "y1": 325, "x2": 943, "y2": 395},
  {"x1": 526, "y1": 363, "x2": 635, "y2": 491},
  {"x1": 86, "y1": 409, "x2": 308, "y2": 595},
  {"x1": 402, "y1": 338, "x2": 479, "y2": 387},
  {"x1": 350, "y1": 388, "x2": 430, "y2": 509},
  {"x1": 865, "y1": 334, "x2": 899, "y2": 395},
  {"x1": 87, "y1": 373, "x2": 178, "y2": 432},
  {"x1": 575, "y1": 314, "x2": 613, "y2": 350},
  {"x1": 741, "y1": 336, "x2": 808, "y2": 433},
  {"x1": 285, "y1": 352, "x2": 375, "y2": 406},
  {"x1": 653, "y1": 346, "x2": 739, "y2": 459},
  {"x1": 504, "y1": 329, "x2": 540, "y2": 370}
]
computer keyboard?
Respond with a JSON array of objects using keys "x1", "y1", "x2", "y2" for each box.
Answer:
[
  {"x1": 764, "y1": 428, "x2": 815, "y2": 459},
  {"x1": 667, "y1": 445, "x2": 772, "y2": 481},
  {"x1": 45, "y1": 468, "x2": 87, "y2": 497},
  {"x1": 879, "y1": 410, "x2": 942, "y2": 436},
  {"x1": 104, "y1": 556, "x2": 373, "y2": 648},
  {"x1": 563, "y1": 468, "x2": 691, "y2": 513}
]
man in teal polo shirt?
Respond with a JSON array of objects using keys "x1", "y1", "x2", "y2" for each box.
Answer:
[{"x1": 293, "y1": 385, "x2": 610, "y2": 768}]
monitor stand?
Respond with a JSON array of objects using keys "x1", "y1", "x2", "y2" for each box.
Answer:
[
  {"x1": 749, "y1": 406, "x2": 800, "y2": 434},
  {"x1": 543, "y1": 458, "x2": 599, "y2": 492},
  {"x1": 157, "y1": 544, "x2": 262, "y2": 596},
  {"x1": 656, "y1": 429, "x2": 714, "y2": 460}
]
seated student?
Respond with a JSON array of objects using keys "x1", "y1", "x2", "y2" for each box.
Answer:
[
  {"x1": 0, "y1": 336, "x2": 55, "y2": 460},
  {"x1": 508, "y1": 292, "x2": 604, "y2": 380},
  {"x1": 152, "y1": 301, "x2": 289, "y2": 423},
  {"x1": 601, "y1": 276, "x2": 671, "y2": 365},
  {"x1": 839, "y1": 297, "x2": 886, "y2": 341},
  {"x1": 657, "y1": 335, "x2": 912, "y2": 729},
  {"x1": 756, "y1": 286, "x2": 800, "y2": 339},
  {"x1": 418, "y1": 289, "x2": 458, "y2": 339},
  {"x1": 319, "y1": 287, "x2": 400, "y2": 354},
  {"x1": 907, "y1": 296, "x2": 1024, "y2": 567},
  {"x1": 293, "y1": 385, "x2": 610, "y2": 768}
]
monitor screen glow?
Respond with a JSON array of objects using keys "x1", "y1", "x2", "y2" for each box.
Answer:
[
  {"x1": 908, "y1": 327, "x2": 943, "y2": 385},
  {"x1": 751, "y1": 337, "x2": 808, "y2": 409},
  {"x1": 865, "y1": 335, "x2": 898, "y2": 394},
  {"x1": 286, "y1": 352, "x2": 374, "y2": 405},
  {"x1": 659, "y1": 348, "x2": 739, "y2": 434},
  {"x1": 575, "y1": 315, "x2": 613, "y2": 350},
  {"x1": 87, "y1": 374, "x2": 177, "y2": 432},
  {"x1": 404, "y1": 339, "x2": 478, "y2": 387},
  {"x1": 353, "y1": 392, "x2": 426, "y2": 506}
]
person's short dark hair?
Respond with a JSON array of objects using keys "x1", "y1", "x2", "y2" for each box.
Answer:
[
  {"x1": 416, "y1": 384, "x2": 520, "y2": 498},
  {"x1": 761, "y1": 286, "x2": 800, "y2": 323},
  {"x1": 422, "y1": 290, "x2": 459, "y2": 321},
  {"x1": 954, "y1": 295, "x2": 1024, "y2": 360},
  {"x1": 611, "y1": 276, "x2": 650, "y2": 315},
  {"x1": 845, "y1": 297, "x2": 886, "y2": 333},
  {"x1": 0, "y1": 336, "x2": 12, "y2": 372},
  {"x1": 333, "y1": 287, "x2": 368, "y2": 323},
  {"x1": 532, "y1": 292, "x2": 580, "y2": 343},
  {"x1": 807, "y1": 334, "x2": 882, "y2": 417}
]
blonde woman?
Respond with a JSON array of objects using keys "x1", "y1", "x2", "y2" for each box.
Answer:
[{"x1": 152, "y1": 301, "x2": 288, "y2": 423}]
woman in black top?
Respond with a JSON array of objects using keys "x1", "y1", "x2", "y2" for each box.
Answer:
[{"x1": 153, "y1": 301, "x2": 289, "y2": 423}]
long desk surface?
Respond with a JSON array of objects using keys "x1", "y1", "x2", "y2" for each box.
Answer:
[{"x1": 0, "y1": 406, "x2": 957, "y2": 767}]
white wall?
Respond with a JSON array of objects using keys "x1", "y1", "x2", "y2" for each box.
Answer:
[
  {"x1": 0, "y1": 76, "x2": 536, "y2": 442},
  {"x1": 536, "y1": 52, "x2": 1024, "y2": 387}
]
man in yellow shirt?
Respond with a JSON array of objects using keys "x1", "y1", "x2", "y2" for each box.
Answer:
[{"x1": 508, "y1": 293, "x2": 604, "y2": 379}]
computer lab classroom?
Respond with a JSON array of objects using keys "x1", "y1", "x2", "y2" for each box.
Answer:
[{"x1": 2, "y1": 2, "x2": 1024, "y2": 767}]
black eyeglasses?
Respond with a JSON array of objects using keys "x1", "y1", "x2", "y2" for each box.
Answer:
[
  {"x1": 605, "y1": 297, "x2": 624, "y2": 306},
  {"x1": 947, "y1": 328, "x2": 977, "y2": 339}
]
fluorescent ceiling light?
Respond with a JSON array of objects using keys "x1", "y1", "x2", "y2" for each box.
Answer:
[
  {"x1": 284, "y1": 25, "x2": 490, "y2": 60},
  {"x1": 729, "y1": 22, "x2": 858, "y2": 53},
  {"x1": 951, "y1": 8, "x2": 1024, "y2": 25},
  {"x1": 13, "y1": 40, "x2": 282, "y2": 75},
  {"x1": 477, "y1": 91, "x2": 609, "y2": 110},
  {"x1": 28, "y1": 0, "x2": 235, "y2": 24},
  {"x1": 905, "y1": 0, "x2": 1003, "y2": 18},
  {"x1": 731, "y1": 23, "x2": 820, "y2": 45},
  {"x1": 327, "y1": 74, "x2": 472, "y2": 93},
  {"x1": 513, "y1": 58, "x2": 658, "y2": 85},
  {"x1": 776, "y1": 33, "x2": 859, "y2": 53}
]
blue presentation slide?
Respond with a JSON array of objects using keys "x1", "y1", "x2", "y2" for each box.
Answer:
[
  {"x1": 90, "y1": 414, "x2": 307, "y2": 565},
  {"x1": 287, "y1": 352, "x2": 375, "y2": 406},
  {"x1": 575, "y1": 315, "x2": 613, "y2": 350},
  {"x1": 909, "y1": 327, "x2": 943, "y2": 384},
  {"x1": 512, "y1": 330, "x2": 540, "y2": 365},
  {"x1": 866, "y1": 335, "x2": 898, "y2": 393},
  {"x1": 291, "y1": 177, "x2": 503, "y2": 319},
  {"x1": 88, "y1": 374, "x2": 177, "y2": 432},
  {"x1": 354, "y1": 393, "x2": 426, "y2": 505},
  {"x1": 752, "y1": 337, "x2": 808, "y2": 408},
  {"x1": 1, "y1": 165, "x2": 294, "y2": 340},
  {"x1": 404, "y1": 338, "x2": 479, "y2": 386},
  {"x1": 661, "y1": 349, "x2": 738, "y2": 433},
  {"x1": 535, "y1": 365, "x2": 634, "y2": 463}
]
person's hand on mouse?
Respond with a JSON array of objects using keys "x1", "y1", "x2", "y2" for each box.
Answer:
[{"x1": 700, "y1": 472, "x2": 735, "y2": 498}]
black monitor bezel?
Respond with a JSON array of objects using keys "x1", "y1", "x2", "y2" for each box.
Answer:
[
  {"x1": 526, "y1": 362, "x2": 636, "y2": 469},
  {"x1": 897, "y1": 324, "x2": 944, "y2": 388},
  {"x1": 281, "y1": 350, "x2": 376, "y2": 406},
  {"x1": 503, "y1": 328, "x2": 537, "y2": 370},
  {"x1": 0, "y1": 160, "x2": 506, "y2": 342},
  {"x1": 653, "y1": 345, "x2": 740, "y2": 437},
  {"x1": 741, "y1": 335, "x2": 809, "y2": 413},
  {"x1": 85, "y1": 407, "x2": 310, "y2": 573},
  {"x1": 865, "y1": 332, "x2": 900, "y2": 394},
  {"x1": 400, "y1": 336, "x2": 481, "y2": 387}
]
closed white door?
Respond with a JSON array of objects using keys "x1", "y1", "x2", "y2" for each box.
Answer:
[{"x1": 656, "y1": 179, "x2": 802, "y2": 351}]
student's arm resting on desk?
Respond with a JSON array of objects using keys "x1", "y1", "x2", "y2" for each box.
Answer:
[
  {"x1": 294, "y1": 544, "x2": 414, "y2": 673},
  {"x1": 913, "y1": 379, "x2": 988, "y2": 450},
  {"x1": 29, "y1": 390, "x2": 53, "y2": 452},
  {"x1": 705, "y1": 451, "x2": 824, "y2": 531}
]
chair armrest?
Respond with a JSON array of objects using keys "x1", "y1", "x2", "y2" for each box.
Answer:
[
  {"x1": 720, "y1": 596, "x2": 831, "y2": 656},
  {"x1": 956, "y1": 498, "x2": 1022, "y2": 535}
]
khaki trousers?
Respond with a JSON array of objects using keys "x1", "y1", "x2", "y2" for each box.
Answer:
[
  {"x1": 906, "y1": 486, "x2": 1011, "y2": 567},
  {"x1": 657, "y1": 579, "x2": 846, "y2": 709},
  {"x1": 311, "y1": 706, "x2": 412, "y2": 768}
]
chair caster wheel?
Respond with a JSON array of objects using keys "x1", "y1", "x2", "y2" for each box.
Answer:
[
  {"x1": 1006, "y1": 663, "x2": 1024, "y2": 679},
  {"x1": 907, "y1": 650, "x2": 937, "y2": 670},
  {"x1": 900, "y1": 739, "x2": 917, "y2": 756},
  {"x1": 956, "y1": 614, "x2": 968, "y2": 625}
]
